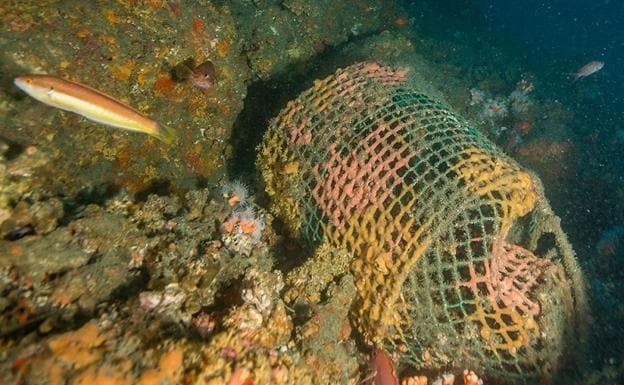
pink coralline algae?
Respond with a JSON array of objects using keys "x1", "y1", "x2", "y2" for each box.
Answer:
[
  {"x1": 289, "y1": 119, "x2": 313, "y2": 145},
  {"x1": 310, "y1": 123, "x2": 414, "y2": 230},
  {"x1": 463, "y1": 239, "x2": 557, "y2": 317},
  {"x1": 356, "y1": 62, "x2": 409, "y2": 86}
]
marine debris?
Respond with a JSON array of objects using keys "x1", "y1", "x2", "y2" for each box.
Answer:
[{"x1": 258, "y1": 62, "x2": 588, "y2": 384}]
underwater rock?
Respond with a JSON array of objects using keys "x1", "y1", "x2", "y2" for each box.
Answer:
[
  {"x1": 296, "y1": 275, "x2": 360, "y2": 385},
  {"x1": 184, "y1": 188, "x2": 212, "y2": 221},
  {"x1": 132, "y1": 193, "x2": 182, "y2": 234},
  {"x1": 192, "y1": 268, "x2": 319, "y2": 385},
  {"x1": 0, "y1": 0, "x2": 398, "y2": 195},
  {"x1": 0, "y1": 1, "x2": 249, "y2": 194},
  {"x1": 1, "y1": 197, "x2": 65, "y2": 238},
  {"x1": 0, "y1": 225, "x2": 92, "y2": 283},
  {"x1": 1, "y1": 318, "x2": 184, "y2": 385},
  {"x1": 139, "y1": 283, "x2": 188, "y2": 323},
  {"x1": 232, "y1": 0, "x2": 398, "y2": 79},
  {"x1": 0, "y1": 205, "x2": 145, "y2": 335},
  {"x1": 5, "y1": 146, "x2": 49, "y2": 178},
  {"x1": 284, "y1": 243, "x2": 351, "y2": 305},
  {"x1": 29, "y1": 198, "x2": 64, "y2": 235}
]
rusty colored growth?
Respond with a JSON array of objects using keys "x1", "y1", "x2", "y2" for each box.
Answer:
[{"x1": 257, "y1": 62, "x2": 588, "y2": 384}]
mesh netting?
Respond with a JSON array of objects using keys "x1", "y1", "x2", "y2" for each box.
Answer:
[{"x1": 257, "y1": 62, "x2": 587, "y2": 384}]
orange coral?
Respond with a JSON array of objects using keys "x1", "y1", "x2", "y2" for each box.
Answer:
[
  {"x1": 153, "y1": 75, "x2": 175, "y2": 96},
  {"x1": 462, "y1": 370, "x2": 482, "y2": 385},
  {"x1": 71, "y1": 360, "x2": 134, "y2": 385},
  {"x1": 401, "y1": 376, "x2": 427, "y2": 385},
  {"x1": 47, "y1": 321, "x2": 107, "y2": 370},
  {"x1": 137, "y1": 347, "x2": 184, "y2": 385},
  {"x1": 454, "y1": 147, "x2": 538, "y2": 233},
  {"x1": 192, "y1": 17, "x2": 205, "y2": 35}
]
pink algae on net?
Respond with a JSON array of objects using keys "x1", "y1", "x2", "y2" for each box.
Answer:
[
  {"x1": 310, "y1": 123, "x2": 414, "y2": 230},
  {"x1": 289, "y1": 120, "x2": 313, "y2": 145}
]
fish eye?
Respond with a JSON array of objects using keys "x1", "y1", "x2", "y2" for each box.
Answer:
[{"x1": 26, "y1": 78, "x2": 32, "y2": 84}]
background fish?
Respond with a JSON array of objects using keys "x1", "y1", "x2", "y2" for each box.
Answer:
[
  {"x1": 573, "y1": 60, "x2": 604, "y2": 81},
  {"x1": 14, "y1": 75, "x2": 175, "y2": 144}
]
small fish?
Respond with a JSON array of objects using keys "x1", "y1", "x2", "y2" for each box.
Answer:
[
  {"x1": 190, "y1": 61, "x2": 216, "y2": 90},
  {"x1": 172, "y1": 58, "x2": 216, "y2": 90},
  {"x1": 14, "y1": 75, "x2": 175, "y2": 144},
  {"x1": 573, "y1": 60, "x2": 604, "y2": 82}
]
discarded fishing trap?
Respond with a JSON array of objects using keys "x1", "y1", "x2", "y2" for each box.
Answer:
[{"x1": 257, "y1": 62, "x2": 588, "y2": 384}]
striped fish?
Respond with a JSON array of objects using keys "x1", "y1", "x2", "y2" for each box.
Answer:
[{"x1": 14, "y1": 75, "x2": 175, "y2": 144}]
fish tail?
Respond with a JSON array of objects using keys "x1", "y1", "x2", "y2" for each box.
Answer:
[{"x1": 154, "y1": 123, "x2": 177, "y2": 145}]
